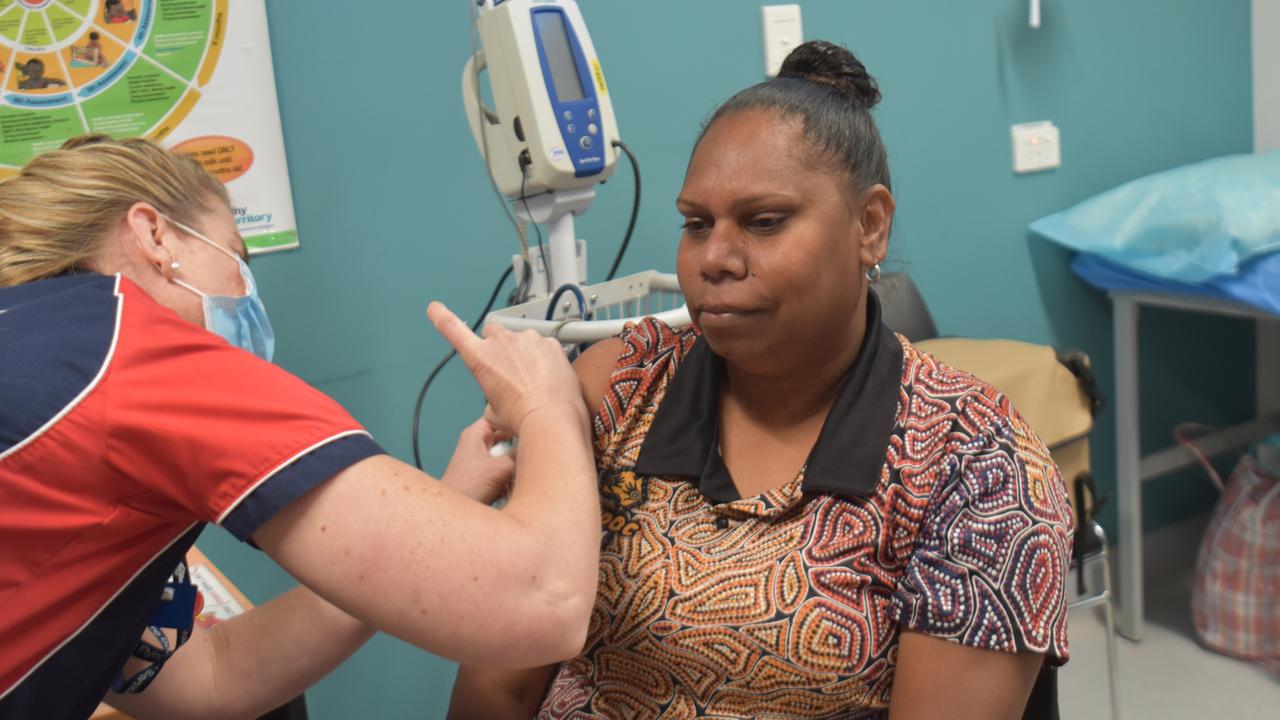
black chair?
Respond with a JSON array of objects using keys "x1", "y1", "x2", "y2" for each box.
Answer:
[{"x1": 875, "y1": 271, "x2": 939, "y2": 342}]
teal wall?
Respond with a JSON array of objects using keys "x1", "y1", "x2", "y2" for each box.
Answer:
[{"x1": 197, "y1": 1, "x2": 1255, "y2": 717}]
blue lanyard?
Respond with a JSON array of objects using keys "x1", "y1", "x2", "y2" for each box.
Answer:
[{"x1": 113, "y1": 559, "x2": 199, "y2": 694}]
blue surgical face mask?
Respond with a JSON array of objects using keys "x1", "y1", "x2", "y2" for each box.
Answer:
[{"x1": 168, "y1": 219, "x2": 275, "y2": 362}]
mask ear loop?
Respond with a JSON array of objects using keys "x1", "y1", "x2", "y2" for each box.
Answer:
[
  {"x1": 168, "y1": 217, "x2": 254, "y2": 297},
  {"x1": 234, "y1": 255, "x2": 256, "y2": 296},
  {"x1": 168, "y1": 263, "x2": 215, "y2": 330},
  {"x1": 168, "y1": 217, "x2": 243, "y2": 264}
]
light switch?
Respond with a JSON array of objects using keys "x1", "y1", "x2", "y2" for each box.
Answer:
[
  {"x1": 1011, "y1": 121, "x2": 1061, "y2": 174},
  {"x1": 762, "y1": 5, "x2": 803, "y2": 78}
]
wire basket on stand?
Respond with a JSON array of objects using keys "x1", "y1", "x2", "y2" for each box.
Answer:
[{"x1": 485, "y1": 270, "x2": 690, "y2": 344}]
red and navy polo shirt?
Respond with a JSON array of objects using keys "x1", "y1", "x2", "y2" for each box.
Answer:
[{"x1": 0, "y1": 273, "x2": 383, "y2": 719}]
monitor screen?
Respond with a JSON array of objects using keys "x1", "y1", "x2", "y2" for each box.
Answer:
[{"x1": 535, "y1": 12, "x2": 585, "y2": 102}]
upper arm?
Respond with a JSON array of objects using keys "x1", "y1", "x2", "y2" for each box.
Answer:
[
  {"x1": 250, "y1": 454, "x2": 587, "y2": 667},
  {"x1": 449, "y1": 664, "x2": 557, "y2": 720},
  {"x1": 571, "y1": 320, "x2": 697, "y2": 445},
  {"x1": 573, "y1": 337, "x2": 625, "y2": 419},
  {"x1": 888, "y1": 632, "x2": 1044, "y2": 720},
  {"x1": 101, "y1": 625, "x2": 220, "y2": 720}
]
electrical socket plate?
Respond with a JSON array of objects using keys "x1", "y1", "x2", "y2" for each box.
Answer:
[
  {"x1": 762, "y1": 5, "x2": 803, "y2": 77},
  {"x1": 1011, "y1": 121, "x2": 1061, "y2": 174}
]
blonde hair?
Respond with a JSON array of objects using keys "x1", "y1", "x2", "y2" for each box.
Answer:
[{"x1": 0, "y1": 134, "x2": 229, "y2": 287}]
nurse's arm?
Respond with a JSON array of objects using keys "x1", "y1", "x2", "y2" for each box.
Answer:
[
  {"x1": 253, "y1": 309, "x2": 601, "y2": 669},
  {"x1": 253, "y1": 424, "x2": 597, "y2": 668},
  {"x1": 888, "y1": 631, "x2": 1044, "y2": 719},
  {"x1": 104, "y1": 587, "x2": 371, "y2": 720},
  {"x1": 448, "y1": 338, "x2": 625, "y2": 719}
]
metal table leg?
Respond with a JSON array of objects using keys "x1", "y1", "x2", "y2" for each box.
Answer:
[
  {"x1": 1113, "y1": 297, "x2": 1143, "y2": 640},
  {"x1": 1260, "y1": 320, "x2": 1280, "y2": 418}
]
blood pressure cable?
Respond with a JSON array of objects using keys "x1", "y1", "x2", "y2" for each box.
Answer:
[
  {"x1": 411, "y1": 264, "x2": 513, "y2": 471},
  {"x1": 604, "y1": 139, "x2": 640, "y2": 282},
  {"x1": 418, "y1": 139, "x2": 639, "y2": 467}
]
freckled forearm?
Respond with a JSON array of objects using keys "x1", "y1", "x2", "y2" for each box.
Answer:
[{"x1": 139, "y1": 586, "x2": 374, "y2": 719}]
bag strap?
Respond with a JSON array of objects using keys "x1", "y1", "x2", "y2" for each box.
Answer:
[
  {"x1": 1072, "y1": 472, "x2": 1110, "y2": 596},
  {"x1": 1172, "y1": 422, "x2": 1236, "y2": 493},
  {"x1": 1073, "y1": 473, "x2": 1091, "y2": 597},
  {"x1": 1256, "y1": 458, "x2": 1280, "y2": 510},
  {"x1": 1056, "y1": 350, "x2": 1104, "y2": 419},
  {"x1": 1260, "y1": 479, "x2": 1280, "y2": 509}
]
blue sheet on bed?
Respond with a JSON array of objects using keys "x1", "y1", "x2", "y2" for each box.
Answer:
[
  {"x1": 1071, "y1": 250, "x2": 1280, "y2": 315},
  {"x1": 1033, "y1": 152, "x2": 1280, "y2": 283}
]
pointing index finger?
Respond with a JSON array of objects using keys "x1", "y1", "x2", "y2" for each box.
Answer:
[{"x1": 427, "y1": 302, "x2": 483, "y2": 366}]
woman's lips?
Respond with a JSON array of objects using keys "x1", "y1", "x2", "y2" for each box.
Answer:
[{"x1": 696, "y1": 305, "x2": 762, "y2": 328}]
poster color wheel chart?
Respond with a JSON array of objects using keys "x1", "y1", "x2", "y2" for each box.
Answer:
[{"x1": 0, "y1": 0, "x2": 299, "y2": 253}]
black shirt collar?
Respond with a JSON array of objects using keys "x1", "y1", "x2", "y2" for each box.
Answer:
[{"x1": 634, "y1": 290, "x2": 904, "y2": 502}]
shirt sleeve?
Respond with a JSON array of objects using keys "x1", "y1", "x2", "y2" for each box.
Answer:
[
  {"x1": 891, "y1": 409, "x2": 1073, "y2": 665},
  {"x1": 592, "y1": 318, "x2": 698, "y2": 455},
  {"x1": 104, "y1": 291, "x2": 384, "y2": 542}
]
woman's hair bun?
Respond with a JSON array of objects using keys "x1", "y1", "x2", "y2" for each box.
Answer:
[{"x1": 777, "y1": 40, "x2": 880, "y2": 110}]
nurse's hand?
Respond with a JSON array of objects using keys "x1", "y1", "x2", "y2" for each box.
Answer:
[
  {"x1": 441, "y1": 417, "x2": 515, "y2": 505},
  {"x1": 428, "y1": 302, "x2": 586, "y2": 435}
]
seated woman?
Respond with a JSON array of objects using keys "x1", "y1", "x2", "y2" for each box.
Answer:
[{"x1": 450, "y1": 41, "x2": 1072, "y2": 720}]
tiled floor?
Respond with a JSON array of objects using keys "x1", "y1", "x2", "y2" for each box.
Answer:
[{"x1": 1059, "y1": 515, "x2": 1280, "y2": 719}]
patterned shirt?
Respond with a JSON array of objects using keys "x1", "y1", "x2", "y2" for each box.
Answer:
[{"x1": 537, "y1": 293, "x2": 1072, "y2": 719}]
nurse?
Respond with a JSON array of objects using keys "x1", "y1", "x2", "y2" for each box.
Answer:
[{"x1": 0, "y1": 135, "x2": 600, "y2": 718}]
